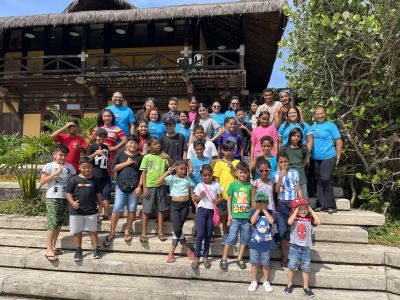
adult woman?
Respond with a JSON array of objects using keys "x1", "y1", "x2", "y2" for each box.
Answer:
[
  {"x1": 210, "y1": 100, "x2": 225, "y2": 129},
  {"x1": 175, "y1": 111, "x2": 191, "y2": 143},
  {"x1": 224, "y1": 96, "x2": 249, "y2": 122},
  {"x1": 145, "y1": 107, "x2": 166, "y2": 140},
  {"x1": 189, "y1": 103, "x2": 223, "y2": 144},
  {"x1": 309, "y1": 106, "x2": 343, "y2": 214},
  {"x1": 274, "y1": 90, "x2": 303, "y2": 129},
  {"x1": 135, "y1": 97, "x2": 155, "y2": 121},
  {"x1": 248, "y1": 100, "x2": 258, "y2": 129}
]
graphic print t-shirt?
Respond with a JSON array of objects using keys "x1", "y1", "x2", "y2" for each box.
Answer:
[
  {"x1": 42, "y1": 162, "x2": 76, "y2": 199},
  {"x1": 226, "y1": 181, "x2": 251, "y2": 219},
  {"x1": 290, "y1": 216, "x2": 313, "y2": 248},
  {"x1": 87, "y1": 143, "x2": 109, "y2": 178},
  {"x1": 66, "y1": 175, "x2": 101, "y2": 215},
  {"x1": 248, "y1": 209, "x2": 277, "y2": 251}
]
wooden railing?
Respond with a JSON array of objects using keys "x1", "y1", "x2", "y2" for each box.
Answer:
[{"x1": 0, "y1": 46, "x2": 245, "y2": 76}]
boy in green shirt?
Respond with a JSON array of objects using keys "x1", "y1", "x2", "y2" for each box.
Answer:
[{"x1": 139, "y1": 137, "x2": 169, "y2": 242}]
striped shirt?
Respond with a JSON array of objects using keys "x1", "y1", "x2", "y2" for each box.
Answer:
[
  {"x1": 274, "y1": 169, "x2": 300, "y2": 201},
  {"x1": 98, "y1": 125, "x2": 125, "y2": 148}
]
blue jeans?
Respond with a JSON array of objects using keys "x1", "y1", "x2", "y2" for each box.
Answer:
[
  {"x1": 249, "y1": 248, "x2": 271, "y2": 266},
  {"x1": 277, "y1": 201, "x2": 291, "y2": 240},
  {"x1": 224, "y1": 218, "x2": 250, "y2": 246},
  {"x1": 195, "y1": 207, "x2": 214, "y2": 258},
  {"x1": 113, "y1": 186, "x2": 138, "y2": 213},
  {"x1": 288, "y1": 244, "x2": 312, "y2": 272}
]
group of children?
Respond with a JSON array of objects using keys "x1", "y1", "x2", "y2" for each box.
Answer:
[{"x1": 41, "y1": 95, "x2": 324, "y2": 297}]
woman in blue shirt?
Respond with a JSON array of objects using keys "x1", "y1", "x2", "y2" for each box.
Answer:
[
  {"x1": 146, "y1": 107, "x2": 166, "y2": 140},
  {"x1": 175, "y1": 111, "x2": 191, "y2": 143},
  {"x1": 224, "y1": 96, "x2": 249, "y2": 122},
  {"x1": 210, "y1": 100, "x2": 225, "y2": 138},
  {"x1": 309, "y1": 106, "x2": 343, "y2": 214}
]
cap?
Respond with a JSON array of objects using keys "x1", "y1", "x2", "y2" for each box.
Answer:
[
  {"x1": 95, "y1": 128, "x2": 108, "y2": 136},
  {"x1": 254, "y1": 191, "x2": 269, "y2": 202},
  {"x1": 292, "y1": 198, "x2": 309, "y2": 209},
  {"x1": 164, "y1": 117, "x2": 176, "y2": 124}
]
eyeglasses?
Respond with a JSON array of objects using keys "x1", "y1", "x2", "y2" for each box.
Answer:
[
  {"x1": 113, "y1": 96, "x2": 124, "y2": 99},
  {"x1": 258, "y1": 168, "x2": 270, "y2": 173}
]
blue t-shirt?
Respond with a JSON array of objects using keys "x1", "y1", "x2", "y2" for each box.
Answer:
[
  {"x1": 210, "y1": 113, "x2": 226, "y2": 138},
  {"x1": 248, "y1": 209, "x2": 277, "y2": 251},
  {"x1": 165, "y1": 175, "x2": 192, "y2": 197},
  {"x1": 278, "y1": 122, "x2": 311, "y2": 146},
  {"x1": 224, "y1": 110, "x2": 250, "y2": 123},
  {"x1": 274, "y1": 168, "x2": 300, "y2": 201},
  {"x1": 309, "y1": 121, "x2": 341, "y2": 160},
  {"x1": 217, "y1": 132, "x2": 242, "y2": 159},
  {"x1": 254, "y1": 156, "x2": 277, "y2": 181},
  {"x1": 175, "y1": 123, "x2": 191, "y2": 143},
  {"x1": 106, "y1": 105, "x2": 136, "y2": 137},
  {"x1": 191, "y1": 156, "x2": 211, "y2": 187},
  {"x1": 148, "y1": 121, "x2": 167, "y2": 140}
]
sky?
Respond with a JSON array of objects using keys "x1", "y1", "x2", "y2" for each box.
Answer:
[{"x1": 0, "y1": 0, "x2": 289, "y2": 88}]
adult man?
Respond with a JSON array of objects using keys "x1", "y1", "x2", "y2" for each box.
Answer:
[
  {"x1": 255, "y1": 88, "x2": 282, "y2": 124},
  {"x1": 106, "y1": 91, "x2": 136, "y2": 136}
]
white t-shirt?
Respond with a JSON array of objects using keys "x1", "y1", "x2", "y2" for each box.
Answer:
[
  {"x1": 251, "y1": 178, "x2": 275, "y2": 211},
  {"x1": 255, "y1": 101, "x2": 283, "y2": 123},
  {"x1": 42, "y1": 162, "x2": 76, "y2": 199},
  {"x1": 187, "y1": 140, "x2": 218, "y2": 159},
  {"x1": 194, "y1": 181, "x2": 223, "y2": 210}
]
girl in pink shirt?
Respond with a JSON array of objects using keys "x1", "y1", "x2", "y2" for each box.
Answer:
[
  {"x1": 188, "y1": 97, "x2": 198, "y2": 123},
  {"x1": 251, "y1": 111, "x2": 278, "y2": 162}
]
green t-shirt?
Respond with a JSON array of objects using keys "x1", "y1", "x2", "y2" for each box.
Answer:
[
  {"x1": 227, "y1": 181, "x2": 252, "y2": 219},
  {"x1": 139, "y1": 154, "x2": 168, "y2": 188},
  {"x1": 282, "y1": 145, "x2": 308, "y2": 185}
]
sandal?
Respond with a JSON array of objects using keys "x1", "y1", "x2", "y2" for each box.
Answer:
[
  {"x1": 53, "y1": 248, "x2": 64, "y2": 256},
  {"x1": 124, "y1": 233, "x2": 132, "y2": 242},
  {"x1": 167, "y1": 253, "x2": 175, "y2": 263},
  {"x1": 158, "y1": 235, "x2": 167, "y2": 242},
  {"x1": 45, "y1": 254, "x2": 58, "y2": 262},
  {"x1": 280, "y1": 260, "x2": 288, "y2": 268},
  {"x1": 103, "y1": 235, "x2": 114, "y2": 248},
  {"x1": 139, "y1": 235, "x2": 148, "y2": 243}
]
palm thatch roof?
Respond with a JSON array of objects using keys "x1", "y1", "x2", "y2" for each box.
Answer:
[
  {"x1": 0, "y1": 0, "x2": 286, "y2": 30},
  {"x1": 63, "y1": 0, "x2": 135, "y2": 13}
]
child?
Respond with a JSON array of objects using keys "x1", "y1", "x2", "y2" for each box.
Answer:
[
  {"x1": 248, "y1": 191, "x2": 276, "y2": 293},
  {"x1": 188, "y1": 140, "x2": 211, "y2": 188},
  {"x1": 187, "y1": 125, "x2": 218, "y2": 161},
  {"x1": 139, "y1": 137, "x2": 169, "y2": 242},
  {"x1": 281, "y1": 128, "x2": 309, "y2": 199},
  {"x1": 160, "y1": 117, "x2": 187, "y2": 162},
  {"x1": 175, "y1": 111, "x2": 191, "y2": 144},
  {"x1": 189, "y1": 103, "x2": 223, "y2": 144},
  {"x1": 213, "y1": 140, "x2": 240, "y2": 237},
  {"x1": 285, "y1": 198, "x2": 321, "y2": 297},
  {"x1": 147, "y1": 107, "x2": 166, "y2": 140},
  {"x1": 236, "y1": 107, "x2": 253, "y2": 166},
  {"x1": 252, "y1": 136, "x2": 277, "y2": 181},
  {"x1": 251, "y1": 157, "x2": 275, "y2": 211},
  {"x1": 162, "y1": 97, "x2": 180, "y2": 123},
  {"x1": 40, "y1": 144, "x2": 76, "y2": 262},
  {"x1": 217, "y1": 117, "x2": 243, "y2": 161},
  {"x1": 188, "y1": 96, "x2": 198, "y2": 123},
  {"x1": 220, "y1": 162, "x2": 252, "y2": 270},
  {"x1": 103, "y1": 135, "x2": 143, "y2": 247},
  {"x1": 191, "y1": 164, "x2": 223, "y2": 269},
  {"x1": 274, "y1": 152, "x2": 303, "y2": 267},
  {"x1": 66, "y1": 156, "x2": 103, "y2": 261},
  {"x1": 87, "y1": 128, "x2": 112, "y2": 220},
  {"x1": 157, "y1": 160, "x2": 196, "y2": 263},
  {"x1": 250, "y1": 111, "x2": 278, "y2": 162},
  {"x1": 136, "y1": 119, "x2": 150, "y2": 155}
]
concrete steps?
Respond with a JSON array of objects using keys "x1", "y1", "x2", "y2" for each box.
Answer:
[{"x1": 0, "y1": 266, "x2": 391, "y2": 300}]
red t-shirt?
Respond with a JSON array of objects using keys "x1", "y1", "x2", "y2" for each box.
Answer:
[{"x1": 55, "y1": 134, "x2": 88, "y2": 171}]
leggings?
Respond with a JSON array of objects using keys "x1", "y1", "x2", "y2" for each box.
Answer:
[
  {"x1": 170, "y1": 200, "x2": 190, "y2": 246},
  {"x1": 311, "y1": 156, "x2": 336, "y2": 209},
  {"x1": 195, "y1": 207, "x2": 214, "y2": 258}
]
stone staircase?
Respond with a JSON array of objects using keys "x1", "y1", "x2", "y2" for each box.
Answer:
[{"x1": 0, "y1": 197, "x2": 399, "y2": 300}]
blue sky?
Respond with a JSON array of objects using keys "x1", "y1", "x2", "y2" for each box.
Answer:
[{"x1": 0, "y1": 0, "x2": 289, "y2": 87}]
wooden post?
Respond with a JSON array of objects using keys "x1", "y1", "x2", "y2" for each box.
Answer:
[
  {"x1": 18, "y1": 94, "x2": 24, "y2": 135},
  {"x1": 239, "y1": 44, "x2": 245, "y2": 70}
]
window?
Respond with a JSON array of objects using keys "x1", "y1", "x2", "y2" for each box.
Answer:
[
  {"x1": 24, "y1": 27, "x2": 45, "y2": 51},
  {"x1": 9, "y1": 30, "x2": 22, "y2": 50}
]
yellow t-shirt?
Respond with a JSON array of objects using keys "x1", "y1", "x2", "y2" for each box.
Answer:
[{"x1": 213, "y1": 159, "x2": 240, "y2": 200}]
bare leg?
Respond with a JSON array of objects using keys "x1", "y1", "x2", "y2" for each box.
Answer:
[
  {"x1": 221, "y1": 215, "x2": 228, "y2": 236},
  {"x1": 221, "y1": 244, "x2": 230, "y2": 260},
  {"x1": 52, "y1": 227, "x2": 61, "y2": 249},
  {"x1": 238, "y1": 244, "x2": 247, "y2": 261},
  {"x1": 303, "y1": 271, "x2": 310, "y2": 289},
  {"x1": 262, "y1": 266, "x2": 270, "y2": 282},
  {"x1": 89, "y1": 232, "x2": 99, "y2": 249},
  {"x1": 287, "y1": 268, "x2": 294, "y2": 286},
  {"x1": 141, "y1": 212, "x2": 149, "y2": 238},
  {"x1": 103, "y1": 200, "x2": 110, "y2": 218},
  {"x1": 46, "y1": 230, "x2": 57, "y2": 256},
  {"x1": 74, "y1": 232, "x2": 83, "y2": 249},
  {"x1": 108, "y1": 212, "x2": 121, "y2": 239},
  {"x1": 251, "y1": 265, "x2": 258, "y2": 282},
  {"x1": 157, "y1": 210, "x2": 164, "y2": 237},
  {"x1": 280, "y1": 240, "x2": 289, "y2": 263},
  {"x1": 125, "y1": 212, "x2": 136, "y2": 235}
]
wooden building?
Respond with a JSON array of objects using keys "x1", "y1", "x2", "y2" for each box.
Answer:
[{"x1": 0, "y1": 0, "x2": 286, "y2": 136}]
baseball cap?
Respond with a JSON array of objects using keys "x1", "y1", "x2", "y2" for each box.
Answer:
[
  {"x1": 164, "y1": 117, "x2": 176, "y2": 124},
  {"x1": 254, "y1": 191, "x2": 269, "y2": 202},
  {"x1": 95, "y1": 128, "x2": 108, "y2": 136},
  {"x1": 292, "y1": 198, "x2": 309, "y2": 209}
]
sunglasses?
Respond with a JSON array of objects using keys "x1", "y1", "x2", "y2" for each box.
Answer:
[
  {"x1": 258, "y1": 168, "x2": 270, "y2": 173},
  {"x1": 231, "y1": 102, "x2": 240, "y2": 105},
  {"x1": 213, "y1": 105, "x2": 221, "y2": 108}
]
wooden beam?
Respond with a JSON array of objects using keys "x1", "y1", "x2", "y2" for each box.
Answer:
[{"x1": 3, "y1": 96, "x2": 19, "y2": 120}]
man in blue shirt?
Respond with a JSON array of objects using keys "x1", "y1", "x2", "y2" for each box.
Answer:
[{"x1": 106, "y1": 91, "x2": 136, "y2": 137}]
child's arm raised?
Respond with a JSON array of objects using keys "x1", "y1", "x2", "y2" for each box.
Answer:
[
  {"x1": 308, "y1": 205, "x2": 321, "y2": 225},
  {"x1": 274, "y1": 167, "x2": 287, "y2": 194},
  {"x1": 261, "y1": 202, "x2": 275, "y2": 225},
  {"x1": 156, "y1": 165, "x2": 174, "y2": 186},
  {"x1": 249, "y1": 207, "x2": 261, "y2": 225},
  {"x1": 288, "y1": 207, "x2": 298, "y2": 225},
  {"x1": 40, "y1": 167, "x2": 63, "y2": 186},
  {"x1": 113, "y1": 156, "x2": 133, "y2": 173}
]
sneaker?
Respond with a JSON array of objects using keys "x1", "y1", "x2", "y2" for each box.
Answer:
[
  {"x1": 73, "y1": 248, "x2": 83, "y2": 261},
  {"x1": 92, "y1": 247, "x2": 101, "y2": 259},
  {"x1": 303, "y1": 288, "x2": 315, "y2": 298},
  {"x1": 263, "y1": 281, "x2": 273, "y2": 293},
  {"x1": 191, "y1": 258, "x2": 199, "y2": 269},
  {"x1": 203, "y1": 258, "x2": 211, "y2": 269},
  {"x1": 236, "y1": 259, "x2": 247, "y2": 270},
  {"x1": 284, "y1": 285, "x2": 294, "y2": 294},
  {"x1": 220, "y1": 259, "x2": 228, "y2": 270},
  {"x1": 248, "y1": 281, "x2": 258, "y2": 292}
]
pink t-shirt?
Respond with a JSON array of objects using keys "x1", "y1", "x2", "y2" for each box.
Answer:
[
  {"x1": 251, "y1": 125, "x2": 278, "y2": 157},
  {"x1": 189, "y1": 111, "x2": 197, "y2": 123}
]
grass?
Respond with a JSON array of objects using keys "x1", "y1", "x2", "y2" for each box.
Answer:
[
  {"x1": 368, "y1": 218, "x2": 400, "y2": 247},
  {"x1": 0, "y1": 198, "x2": 46, "y2": 216}
]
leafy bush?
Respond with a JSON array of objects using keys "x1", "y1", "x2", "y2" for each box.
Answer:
[
  {"x1": 0, "y1": 198, "x2": 47, "y2": 216},
  {"x1": 368, "y1": 219, "x2": 400, "y2": 247}
]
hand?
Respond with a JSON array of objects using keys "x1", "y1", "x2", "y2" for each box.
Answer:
[
  {"x1": 199, "y1": 191, "x2": 206, "y2": 199},
  {"x1": 143, "y1": 187, "x2": 150, "y2": 198},
  {"x1": 97, "y1": 204, "x2": 103, "y2": 214},
  {"x1": 280, "y1": 166, "x2": 288, "y2": 177},
  {"x1": 167, "y1": 164, "x2": 176, "y2": 174},
  {"x1": 336, "y1": 158, "x2": 340, "y2": 166},
  {"x1": 228, "y1": 216, "x2": 233, "y2": 225},
  {"x1": 187, "y1": 167, "x2": 193, "y2": 177},
  {"x1": 55, "y1": 165, "x2": 64, "y2": 175},
  {"x1": 134, "y1": 186, "x2": 142, "y2": 197},
  {"x1": 71, "y1": 200, "x2": 79, "y2": 209},
  {"x1": 109, "y1": 146, "x2": 116, "y2": 152},
  {"x1": 126, "y1": 156, "x2": 134, "y2": 165},
  {"x1": 261, "y1": 202, "x2": 267, "y2": 210},
  {"x1": 95, "y1": 149, "x2": 104, "y2": 156},
  {"x1": 65, "y1": 121, "x2": 76, "y2": 128},
  {"x1": 160, "y1": 152, "x2": 170, "y2": 160}
]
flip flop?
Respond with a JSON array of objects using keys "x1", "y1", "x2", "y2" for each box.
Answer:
[
  {"x1": 124, "y1": 233, "x2": 132, "y2": 242},
  {"x1": 45, "y1": 254, "x2": 58, "y2": 262},
  {"x1": 139, "y1": 235, "x2": 148, "y2": 243},
  {"x1": 53, "y1": 248, "x2": 64, "y2": 256},
  {"x1": 158, "y1": 235, "x2": 167, "y2": 242},
  {"x1": 103, "y1": 235, "x2": 114, "y2": 248}
]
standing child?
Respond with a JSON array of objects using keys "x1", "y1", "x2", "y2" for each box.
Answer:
[
  {"x1": 103, "y1": 135, "x2": 143, "y2": 247},
  {"x1": 136, "y1": 119, "x2": 150, "y2": 155},
  {"x1": 285, "y1": 198, "x2": 321, "y2": 297},
  {"x1": 139, "y1": 137, "x2": 169, "y2": 242},
  {"x1": 160, "y1": 117, "x2": 187, "y2": 162},
  {"x1": 250, "y1": 111, "x2": 278, "y2": 162},
  {"x1": 40, "y1": 144, "x2": 76, "y2": 261},
  {"x1": 189, "y1": 103, "x2": 223, "y2": 144},
  {"x1": 213, "y1": 140, "x2": 240, "y2": 237},
  {"x1": 251, "y1": 157, "x2": 275, "y2": 211},
  {"x1": 188, "y1": 96, "x2": 199, "y2": 124},
  {"x1": 252, "y1": 136, "x2": 277, "y2": 181},
  {"x1": 66, "y1": 156, "x2": 103, "y2": 261},
  {"x1": 188, "y1": 140, "x2": 211, "y2": 188},
  {"x1": 274, "y1": 152, "x2": 303, "y2": 267},
  {"x1": 157, "y1": 160, "x2": 196, "y2": 262},
  {"x1": 236, "y1": 107, "x2": 253, "y2": 166},
  {"x1": 187, "y1": 125, "x2": 218, "y2": 161},
  {"x1": 162, "y1": 97, "x2": 180, "y2": 123},
  {"x1": 248, "y1": 192, "x2": 276, "y2": 293},
  {"x1": 217, "y1": 117, "x2": 243, "y2": 161},
  {"x1": 191, "y1": 164, "x2": 223, "y2": 269},
  {"x1": 220, "y1": 162, "x2": 252, "y2": 270}
]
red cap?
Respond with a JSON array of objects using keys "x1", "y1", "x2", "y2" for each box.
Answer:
[{"x1": 292, "y1": 198, "x2": 309, "y2": 209}]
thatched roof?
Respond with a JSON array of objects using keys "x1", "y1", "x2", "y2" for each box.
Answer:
[
  {"x1": 63, "y1": 0, "x2": 135, "y2": 13},
  {"x1": 0, "y1": 0, "x2": 286, "y2": 30}
]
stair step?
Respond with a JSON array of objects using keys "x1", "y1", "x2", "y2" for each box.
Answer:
[
  {"x1": 387, "y1": 268, "x2": 400, "y2": 296},
  {"x1": 0, "y1": 266, "x2": 390, "y2": 300},
  {"x1": 315, "y1": 209, "x2": 385, "y2": 226},
  {"x1": 309, "y1": 197, "x2": 351, "y2": 211}
]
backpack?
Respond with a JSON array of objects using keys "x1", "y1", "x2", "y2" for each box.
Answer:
[{"x1": 116, "y1": 166, "x2": 140, "y2": 193}]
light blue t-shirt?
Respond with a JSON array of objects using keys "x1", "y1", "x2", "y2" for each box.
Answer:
[
  {"x1": 309, "y1": 121, "x2": 341, "y2": 160},
  {"x1": 175, "y1": 123, "x2": 191, "y2": 143},
  {"x1": 165, "y1": 175, "x2": 192, "y2": 197},
  {"x1": 191, "y1": 156, "x2": 211, "y2": 187},
  {"x1": 210, "y1": 113, "x2": 226, "y2": 138},
  {"x1": 148, "y1": 121, "x2": 166, "y2": 140},
  {"x1": 278, "y1": 122, "x2": 311, "y2": 146},
  {"x1": 254, "y1": 156, "x2": 277, "y2": 181},
  {"x1": 106, "y1": 105, "x2": 136, "y2": 137},
  {"x1": 224, "y1": 110, "x2": 249, "y2": 123}
]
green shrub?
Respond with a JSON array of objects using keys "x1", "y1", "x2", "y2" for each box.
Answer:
[{"x1": 0, "y1": 198, "x2": 46, "y2": 216}]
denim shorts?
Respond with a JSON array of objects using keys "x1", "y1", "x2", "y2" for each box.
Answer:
[
  {"x1": 249, "y1": 248, "x2": 270, "y2": 266},
  {"x1": 224, "y1": 218, "x2": 250, "y2": 246},
  {"x1": 277, "y1": 201, "x2": 291, "y2": 240},
  {"x1": 113, "y1": 185, "x2": 138, "y2": 213},
  {"x1": 288, "y1": 244, "x2": 312, "y2": 272}
]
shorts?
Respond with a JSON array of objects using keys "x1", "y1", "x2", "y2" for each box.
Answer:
[
  {"x1": 98, "y1": 176, "x2": 112, "y2": 200},
  {"x1": 69, "y1": 214, "x2": 98, "y2": 234},
  {"x1": 142, "y1": 186, "x2": 169, "y2": 214},
  {"x1": 113, "y1": 185, "x2": 138, "y2": 213},
  {"x1": 217, "y1": 200, "x2": 228, "y2": 217},
  {"x1": 288, "y1": 244, "x2": 312, "y2": 272},
  {"x1": 46, "y1": 198, "x2": 69, "y2": 230},
  {"x1": 249, "y1": 248, "x2": 271, "y2": 266},
  {"x1": 277, "y1": 201, "x2": 291, "y2": 240},
  {"x1": 224, "y1": 218, "x2": 250, "y2": 246}
]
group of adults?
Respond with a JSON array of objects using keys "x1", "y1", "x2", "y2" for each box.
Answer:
[{"x1": 51, "y1": 89, "x2": 342, "y2": 214}]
